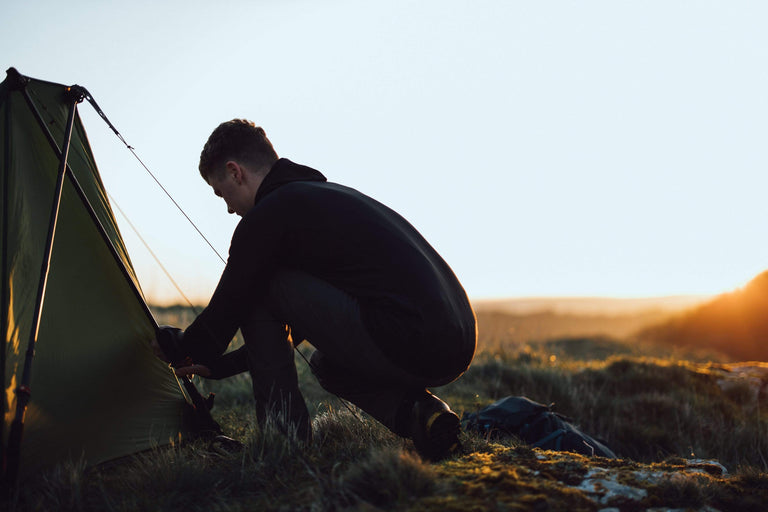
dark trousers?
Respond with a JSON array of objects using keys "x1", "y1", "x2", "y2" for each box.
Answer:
[{"x1": 208, "y1": 271, "x2": 469, "y2": 439}]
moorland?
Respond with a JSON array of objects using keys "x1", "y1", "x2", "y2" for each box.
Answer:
[{"x1": 5, "y1": 277, "x2": 768, "y2": 511}]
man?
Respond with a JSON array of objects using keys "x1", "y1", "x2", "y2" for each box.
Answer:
[{"x1": 153, "y1": 119, "x2": 476, "y2": 460}]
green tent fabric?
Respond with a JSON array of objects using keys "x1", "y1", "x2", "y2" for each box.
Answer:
[{"x1": 1, "y1": 69, "x2": 201, "y2": 479}]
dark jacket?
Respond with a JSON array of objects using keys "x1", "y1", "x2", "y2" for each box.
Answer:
[{"x1": 183, "y1": 158, "x2": 476, "y2": 377}]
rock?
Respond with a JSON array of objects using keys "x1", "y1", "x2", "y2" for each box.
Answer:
[{"x1": 576, "y1": 467, "x2": 647, "y2": 505}]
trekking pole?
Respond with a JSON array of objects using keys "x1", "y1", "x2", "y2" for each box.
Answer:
[{"x1": 4, "y1": 85, "x2": 82, "y2": 484}]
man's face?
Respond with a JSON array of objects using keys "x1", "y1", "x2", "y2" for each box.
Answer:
[{"x1": 207, "y1": 169, "x2": 251, "y2": 217}]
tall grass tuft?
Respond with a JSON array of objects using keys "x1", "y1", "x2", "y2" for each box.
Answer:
[
  {"x1": 35, "y1": 456, "x2": 88, "y2": 512},
  {"x1": 336, "y1": 447, "x2": 437, "y2": 508}
]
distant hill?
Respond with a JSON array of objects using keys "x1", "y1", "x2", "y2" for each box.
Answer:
[
  {"x1": 637, "y1": 271, "x2": 768, "y2": 361},
  {"x1": 473, "y1": 295, "x2": 709, "y2": 315},
  {"x1": 471, "y1": 295, "x2": 709, "y2": 348}
]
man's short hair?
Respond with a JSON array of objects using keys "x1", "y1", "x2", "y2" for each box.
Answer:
[{"x1": 199, "y1": 119, "x2": 279, "y2": 181}]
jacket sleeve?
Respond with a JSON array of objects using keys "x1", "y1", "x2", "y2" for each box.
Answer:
[{"x1": 180, "y1": 208, "x2": 283, "y2": 366}]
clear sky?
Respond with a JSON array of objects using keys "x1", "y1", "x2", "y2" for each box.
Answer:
[{"x1": 3, "y1": 1, "x2": 767, "y2": 304}]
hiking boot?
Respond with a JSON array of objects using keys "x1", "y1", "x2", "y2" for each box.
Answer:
[{"x1": 410, "y1": 391, "x2": 461, "y2": 461}]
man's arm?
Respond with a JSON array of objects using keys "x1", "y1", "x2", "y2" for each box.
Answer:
[
  {"x1": 178, "y1": 209, "x2": 283, "y2": 366},
  {"x1": 175, "y1": 346, "x2": 250, "y2": 379}
]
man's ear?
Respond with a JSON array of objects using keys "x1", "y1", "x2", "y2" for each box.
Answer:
[{"x1": 225, "y1": 161, "x2": 245, "y2": 185}]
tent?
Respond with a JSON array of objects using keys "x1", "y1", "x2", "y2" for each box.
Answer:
[{"x1": 0, "y1": 68, "x2": 217, "y2": 482}]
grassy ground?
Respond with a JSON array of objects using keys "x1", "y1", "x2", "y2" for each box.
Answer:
[{"x1": 4, "y1": 309, "x2": 768, "y2": 511}]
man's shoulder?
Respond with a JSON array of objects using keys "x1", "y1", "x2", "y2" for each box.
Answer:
[{"x1": 263, "y1": 179, "x2": 366, "y2": 201}]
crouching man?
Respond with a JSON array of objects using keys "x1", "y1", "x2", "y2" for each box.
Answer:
[{"x1": 153, "y1": 119, "x2": 476, "y2": 460}]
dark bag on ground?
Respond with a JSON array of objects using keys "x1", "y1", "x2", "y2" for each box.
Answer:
[{"x1": 461, "y1": 396, "x2": 616, "y2": 458}]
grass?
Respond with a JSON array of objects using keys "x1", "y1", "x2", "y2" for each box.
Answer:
[
  {"x1": 4, "y1": 308, "x2": 768, "y2": 510},
  {"x1": 457, "y1": 347, "x2": 768, "y2": 469}
]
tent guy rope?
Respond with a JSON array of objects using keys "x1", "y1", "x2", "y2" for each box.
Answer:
[
  {"x1": 79, "y1": 88, "x2": 227, "y2": 266},
  {"x1": 108, "y1": 193, "x2": 200, "y2": 313}
]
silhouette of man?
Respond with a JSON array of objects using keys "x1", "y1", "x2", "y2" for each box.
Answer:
[{"x1": 153, "y1": 119, "x2": 476, "y2": 460}]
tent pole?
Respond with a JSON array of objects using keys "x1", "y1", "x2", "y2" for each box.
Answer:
[
  {"x1": 4, "y1": 90, "x2": 82, "y2": 483},
  {"x1": 15, "y1": 83, "x2": 220, "y2": 436},
  {"x1": 1, "y1": 80, "x2": 12, "y2": 481}
]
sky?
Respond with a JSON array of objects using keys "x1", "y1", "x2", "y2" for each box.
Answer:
[{"x1": 3, "y1": 1, "x2": 768, "y2": 304}]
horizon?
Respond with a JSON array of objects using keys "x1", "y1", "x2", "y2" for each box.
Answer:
[{"x1": 149, "y1": 291, "x2": 716, "y2": 316}]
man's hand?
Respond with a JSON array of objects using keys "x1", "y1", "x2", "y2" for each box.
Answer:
[
  {"x1": 151, "y1": 332, "x2": 207, "y2": 377},
  {"x1": 174, "y1": 364, "x2": 212, "y2": 378}
]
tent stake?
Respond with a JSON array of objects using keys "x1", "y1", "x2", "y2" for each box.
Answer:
[{"x1": 4, "y1": 89, "x2": 82, "y2": 484}]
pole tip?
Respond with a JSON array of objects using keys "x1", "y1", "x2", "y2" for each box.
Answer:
[{"x1": 5, "y1": 68, "x2": 28, "y2": 90}]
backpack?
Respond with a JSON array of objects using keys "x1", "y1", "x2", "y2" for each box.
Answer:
[{"x1": 461, "y1": 396, "x2": 616, "y2": 458}]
